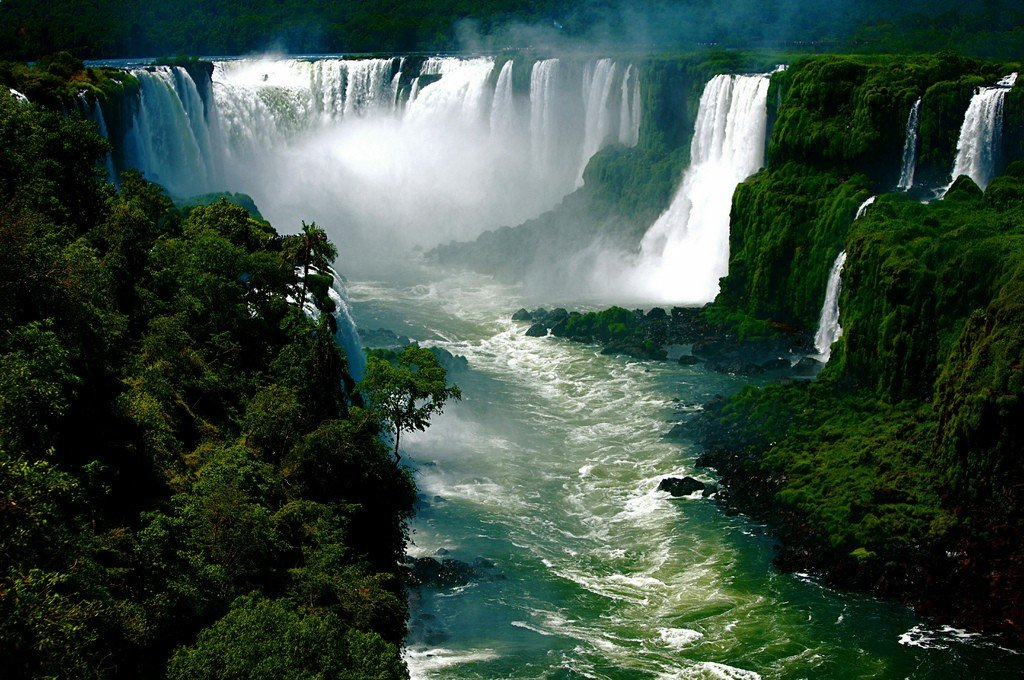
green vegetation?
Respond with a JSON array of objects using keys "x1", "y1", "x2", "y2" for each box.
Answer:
[
  {"x1": 361, "y1": 346, "x2": 462, "y2": 463},
  {"x1": 2, "y1": 1, "x2": 1024, "y2": 60},
  {"x1": 0, "y1": 88, "x2": 426, "y2": 676},
  {"x1": 696, "y1": 54, "x2": 1024, "y2": 639}
]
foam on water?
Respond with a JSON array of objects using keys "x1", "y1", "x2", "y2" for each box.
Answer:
[
  {"x1": 346, "y1": 267, "x2": 1019, "y2": 679},
  {"x1": 659, "y1": 627, "x2": 705, "y2": 649}
]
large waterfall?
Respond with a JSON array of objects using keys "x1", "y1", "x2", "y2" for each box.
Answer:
[
  {"x1": 102, "y1": 56, "x2": 640, "y2": 270},
  {"x1": 945, "y1": 73, "x2": 1017, "y2": 193},
  {"x1": 622, "y1": 73, "x2": 771, "y2": 304},
  {"x1": 896, "y1": 98, "x2": 920, "y2": 191}
]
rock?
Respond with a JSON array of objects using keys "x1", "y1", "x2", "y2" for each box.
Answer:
[
  {"x1": 525, "y1": 323, "x2": 548, "y2": 337},
  {"x1": 760, "y1": 357, "x2": 791, "y2": 371},
  {"x1": 702, "y1": 483, "x2": 719, "y2": 498},
  {"x1": 359, "y1": 327, "x2": 413, "y2": 348},
  {"x1": 658, "y1": 476, "x2": 707, "y2": 497},
  {"x1": 406, "y1": 555, "x2": 503, "y2": 588},
  {"x1": 793, "y1": 355, "x2": 823, "y2": 376},
  {"x1": 647, "y1": 307, "x2": 668, "y2": 319},
  {"x1": 512, "y1": 308, "x2": 532, "y2": 321},
  {"x1": 407, "y1": 556, "x2": 477, "y2": 588},
  {"x1": 677, "y1": 354, "x2": 700, "y2": 365}
]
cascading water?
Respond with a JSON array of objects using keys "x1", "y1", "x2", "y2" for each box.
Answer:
[
  {"x1": 103, "y1": 55, "x2": 640, "y2": 270},
  {"x1": 125, "y1": 67, "x2": 221, "y2": 197},
  {"x1": 327, "y1": 270, "x2": 367, "y2": 381},
  {"x1": 618, "y1": 65, "x2": 641, "y2": 146},
  {"x1": 489, "y1": 60, "x2": 516, "y2": 141},
  {"x1": 76, "y1": 93, "x2": 117, "y2": 181},
  {"x1": 529, "y1": 59, "x2": 561, "y2": 177},
  {"x1": 896, "y1": 98, "x2": 921, "y2": 191},
  {"x1": 8, "y1": 88, "x2": 29, "y2": 103},
  {"x1": 624, "y1": 73, "x2": 771, "y2": 304},
  {"x1": 812, "y1": 195, "x2": 872, "y2": 362},
  {"x1": 295, "y1": 265, "x2": 366, "y2": 380},
  {"x1": 577, "y1": 59, "x2": 618, "y2": 186},
  {"x1": 944, "y1": 73, "x2": 1017, "y2": 194},
  {"x1": 813, "y1": 251, "x2": 848, "y2": 361},
  {"x1": 855, "y1": 194, "x2": 876, "y2": 220}
]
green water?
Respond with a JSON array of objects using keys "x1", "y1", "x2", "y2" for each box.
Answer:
[{"x1": 348, "y1": 268, "x2": 1021, "y2": 680}]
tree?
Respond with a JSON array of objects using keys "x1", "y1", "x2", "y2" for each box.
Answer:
[
  {"x1": 282, "y1": 221, "x2": 337, "y2": 313},
  {"x1": 359, "y1": 346, "x2": 461, "y2": 463}
]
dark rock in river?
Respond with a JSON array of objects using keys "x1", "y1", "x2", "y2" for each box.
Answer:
[
  {"x1": 793, "y1": 355, "x2": 824, "y2": 376},
  {"x1": 760, "y1": 357, "x2": 791, "y2": 371},
  {"x1": 512, "y1": 308, "x2": 532, "y2": 321},
  {"x1": 525, "y1": 323, "x2": 548, "y2": 337},
  {"x1": 658, "y1": 476, "x2": 707, "y2": 497},
  {"x1": 359, "y1": 327, "x2": 413, "y2": 348},
  {"x1": 407, "y1": 555, "x2": 504, "y2": 588},
  {"x1": 677, "y1": 354, "x2": 700, "y2": 365}
]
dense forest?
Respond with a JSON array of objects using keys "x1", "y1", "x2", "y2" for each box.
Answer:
[
  {"x1": 1, "y1": 0, "x2": 1024, "y2": 59},
  {"x1": 0, "y1": 79, "x2": 455, "y2": 676}
]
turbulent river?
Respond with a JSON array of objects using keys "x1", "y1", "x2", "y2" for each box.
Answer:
[{"x1": 347, "y1": 266, "x2": 1020, "y2": 680}]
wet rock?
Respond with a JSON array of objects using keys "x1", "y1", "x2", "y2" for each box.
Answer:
[
  {"x1": 658, "y1": 476, "x2": 707, "y2": 497},
  {"x1": 512, "y1": 308, "x2": 532, "y2": 321},
  {"x1": 525, "y1": 323, "x2": 548, "y2": 337},
  {"x1": 359, "y1": 327, "x2": 413, "y2": 348},
  {"x1": 677, "y1": 354, "x2": 700, "y2": 365},
  {"x1": 406, "y1": 555, "x2": 504, "y2": 588},
  {"x1": 760, "y1": 357, "x2": 791, "y2": 371},
  {"x1": 793, "y1": 355, "x2": 824, "y2": 376}
]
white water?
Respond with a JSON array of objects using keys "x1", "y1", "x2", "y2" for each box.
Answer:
[
  {"x1": 345, "y1": 268, "x2": 1017, "y2": 679},
  {"x1": 944, "y1": 73, "x2": 1017, "y2": 194},
  {"x1": 854, "y1": 194, "x2": 876, "y2": 220},
  {"x1": 619, "y1": 65, "x2": 642, "y2": 147},
  {"x1": 896, "y1": 98, "x2": 921, "y2": 191},
  {"x1": 577, "y1": 59, "x2": 619, "y2": 186},
  {"x1": 813, "y1": 251, "x2": 848, "y2": 361},
  {"x1": 615, "y1": 73, "x2": 771, "y2": 304},
  {"x1": 105, "y1": 56, "x2": 639, "y2": 273},
  {"x1": 8, "y1": 88, "x2": 29, "y2": 103}
]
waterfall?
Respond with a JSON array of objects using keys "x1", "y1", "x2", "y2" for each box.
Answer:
[
  {"x1": 530, "y1": 59, "x2": 560, "y2": 175},
  {"x1": 896, "y1": 98, "x2": 921, "y2": 191},
  {"x1": 327, "y1": 270, "x2": 367, "y2": 381},
  {"x1": 628, "y1": 73, "x2": 771, "y2": 303},
  {"x1": 618, "y1": 65, "x2": 641, "y2": 147},
  {"x1": 489, "y1": 60, "x2": 516, "y2": 140},
  {"x1": 102, "y1": 55, "x2": 641, "y2": 264},
  {"x1": 855, "y1": 195, "x2": 876, "y2": 219},
  {"x1": 813, "y1": 251, "x2": 847, "y2": 361},
  {"x1": 944, "y1": 73, "x2": 1017, "y2": 194},
  {"x1": 405, "y1": 57, "x2": 493, "y2": 125},
  {"x1": 577, "y1": 59, "x2": 618, "y2": 186},
  {"x1": 8, "y1": 88, "x2": 29, "y2": 103},
  {"x1": 124, "y1": 66, "x2": 221, "y2": 197}
]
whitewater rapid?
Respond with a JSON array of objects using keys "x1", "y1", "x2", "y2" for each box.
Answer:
[{"x1": 345, "y1": 267, "x2": 1018, "y2": 679}]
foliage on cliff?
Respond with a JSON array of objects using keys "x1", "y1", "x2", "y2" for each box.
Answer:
[
  {"x1": 0, "y1": 90, "x2": 416, "y2": 677},
  {"x1": 700, "y1": 74, "x2": 1024, "y2": 640}
]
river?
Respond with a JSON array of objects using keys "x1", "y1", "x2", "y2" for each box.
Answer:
[{"x1": 346, "y1": 265, "x2": 1021, "y2": 679}]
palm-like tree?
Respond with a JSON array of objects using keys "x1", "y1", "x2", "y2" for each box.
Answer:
[{"x1": 288, "y1": 221, "x2": 338, "y2": 311}]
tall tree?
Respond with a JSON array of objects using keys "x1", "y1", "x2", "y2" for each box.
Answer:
[{"x1": 360, "y1": 346, "x2": 461, "y2": 463}]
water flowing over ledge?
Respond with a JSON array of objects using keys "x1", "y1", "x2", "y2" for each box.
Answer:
[
  {"x1": 91, "y1": 56, "x2": 643, "y2": 268},
  {"x1": 943, "y1": 72, "x2": 1018, "y2": 195}
]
